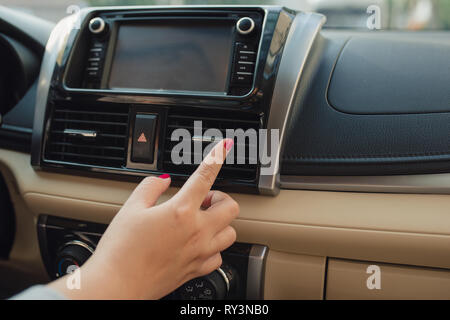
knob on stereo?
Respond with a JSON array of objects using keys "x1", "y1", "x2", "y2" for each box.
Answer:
[
  {"x1": 54, "y1": 240, "x2": 94, "y2": 278},
  {"x1": 177, "y1": 265, "x2": 237, "y2": 300},
  {"x1": 236, "y1": 17, "x2": 255, "y2": 35},
  {"x1": 89, "y1": 17, "x2": 107, "y2": 34}
]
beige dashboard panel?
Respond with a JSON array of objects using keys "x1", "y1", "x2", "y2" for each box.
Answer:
[
  {"x1": 264, "y1": 251, "x2": 325, "y2": 299},
  {"x1": 326, "y1": 259, "x2": 450, "y2": 300},
  {"x1": 2, "y1": 149, "x2": 450, "y2": 275}
]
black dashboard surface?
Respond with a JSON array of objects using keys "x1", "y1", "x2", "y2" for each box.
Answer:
[
  {"x1": 328, "y1": 35, "x2": 450, "y2": 115},
  {"x1": 281, "y1": 31, "x2": 450, "y2": 176}
]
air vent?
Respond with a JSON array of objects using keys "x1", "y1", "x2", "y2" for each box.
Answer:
[
  {"x1": 45, "y1": 103, "x2": 129, "y2": 168},
  {"x1": 164, "y1": 108, "x2": 261, "y2": 181}
]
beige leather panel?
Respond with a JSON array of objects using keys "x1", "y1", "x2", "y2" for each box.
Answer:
[
  {"x1": 2, "y1": 149, "x2": 450, "y2": 293},
  {"x1": 22, "y1": 192, "x2": 450, "y2": 270},
  {"x1": 326, "y1": 259, "x2": 450, "y2": 300},
  {"x1": 264, "y1": 251, "x2": 325, "y2": 299},
  {"x1": 233, "y1": 219, "x2": 450, "y2": 270}
]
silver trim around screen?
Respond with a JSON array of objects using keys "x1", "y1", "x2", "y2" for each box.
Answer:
[
  {"x1": 258, "y1": 12, "x2": 326, "y2": 195},
  {"x1": 281, "y1": 174, "x2": 450, "y2": 195},
  {"x1": 246, "y1": 244, "x2": 268, "y2": 300}
]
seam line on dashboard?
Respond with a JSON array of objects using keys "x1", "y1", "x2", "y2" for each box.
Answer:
[
  {"x1": 23, "y1": 191, "x2": 124, "y2": 207},
  {"x1": 234, "y1": 218, "x2": 450, "y2": 238},
  {"x1": 283, "y1": 151, "x2": 450, "y2": 161}
]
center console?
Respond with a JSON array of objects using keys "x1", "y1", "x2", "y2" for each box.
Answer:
[
  {"x1": 38, "y1": 215, "x2": 268, "y2": 300},
  {"x1": 31, "y1": 5, "x2": 325, "y2": 195}
]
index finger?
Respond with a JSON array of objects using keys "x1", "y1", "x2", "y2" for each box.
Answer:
[{"x1": 175, "y1": 138, "x2": 234, "y2": 208}]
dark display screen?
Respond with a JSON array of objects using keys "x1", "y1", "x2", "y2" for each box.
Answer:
[{"x1": 108, "y1": 19, "x2": 234, "y2": 93}]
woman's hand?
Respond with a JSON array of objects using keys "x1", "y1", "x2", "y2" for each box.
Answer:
[{"x1": 49, "y1": 139, "x2": 238, "y2": 299}]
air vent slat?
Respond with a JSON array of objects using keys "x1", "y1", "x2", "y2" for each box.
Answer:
[
  {"x1": 54, "y1": 109, "x2": 129, "y2": 117},
  {"x1": 45, "y1": 103, "x2": 129, "y2": 168},
  {"x1": 165, "y1": 136, "x2": 256, "y2": 150},
  {"x1": 50, "y1": 130, "x2": 127, "y2": 139},
  {"x1": 163, "y1": 150, "x2": 258, "y2": 163},
  {"x1": 52, "y1": 119, "x2": 128, "y2": 126},
  {"x1": 168, "y1": 114, "x2": 260, "y2": 125},
  {"x1": 164, "y1": 108, "x2": 261, "y2": 181}
]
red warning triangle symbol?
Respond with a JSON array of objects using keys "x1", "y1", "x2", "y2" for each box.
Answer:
[{"x1": 137, "y1": 132, "x2": 147, "y2": 143}]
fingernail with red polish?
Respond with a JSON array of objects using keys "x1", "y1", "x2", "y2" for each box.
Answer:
[
  {"x1": 158, "y1": 174, "x2": 170, "y2": 179},
  {"x1": 224, "y1": 139, "x2": 234, "y2": 152}
]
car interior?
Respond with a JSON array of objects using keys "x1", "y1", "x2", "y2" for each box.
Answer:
[{"x1": 0, "y1": 2, "x2": 450, "y2": 300}]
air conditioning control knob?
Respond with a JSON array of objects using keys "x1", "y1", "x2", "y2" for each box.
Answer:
[
  {"x1": 177, "y1": 264, "x2": 237, "y2": 300},
  {"x1": 54, "y1": 240, "x2": 94, "y2": 278},
  {"x1": 89, "y1": 17, "x2": 107, "y2": 34},
  {"x1": 236, "y1": 17, "x2": 255, "y2": 35}
]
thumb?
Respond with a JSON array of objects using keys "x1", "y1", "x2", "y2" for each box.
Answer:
[{"x1": 125, "y1": 174, "x2": 171, "y2": 209}]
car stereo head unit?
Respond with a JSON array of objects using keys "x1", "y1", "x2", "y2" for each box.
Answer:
[
  {"x1": 32, "y1": 6, "x2": 326, "y2": 195},
  {"x1": 65, "y1": 9, "x2": 264, "y2": 97}
]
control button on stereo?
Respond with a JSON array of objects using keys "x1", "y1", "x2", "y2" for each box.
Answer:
[
  {"x1": 89, "y1": 17, "x2": 107, "y2": 34},
  {"x1": 89, "y1": 50, "x2": 103, "y2": 58},
  {"x1": 88, "y1": 44, "x2": 105, "y2": 58},
  {"x1": 236, "y1": 44, "x2": 257, "y2": 62},
  {"x1": 177, "y1": 266, "x2": 236, "y2": 300},
  {"x1": 87, "y1": 71, "x2": 99, "y2": 78},
  {"x1": 236, "y1": 43, "x2": 256, "y2": 52},
  {"x1": 85, "y1": 42, "x2": 106, "y2": 80},
  {"x1": 236, "y1": 51, "x2": 256, "y2": 62},
  {"x1": 235, "y1": 61, "x2": 255, "y2": 73},
  {"x1": 232, "y1": 72, "x2": 253, "y2": 84},
  {"x1": 236, "y1": 17, "x2": 255, "y2": 35},
  {"x1": 132, "y1": 114, "x2": 157, "y2": 164}
]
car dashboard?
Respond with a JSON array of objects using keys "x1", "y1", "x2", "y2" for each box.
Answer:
[{"x1": 0, "y1": 4, "x2": 450, "y2": 300}]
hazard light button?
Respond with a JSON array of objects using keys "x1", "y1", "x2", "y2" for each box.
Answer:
[{"x1": 131, "y1": 113, "x2": 157, "y2": 164}]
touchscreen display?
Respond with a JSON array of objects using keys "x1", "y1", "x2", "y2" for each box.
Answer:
[{"x1": 108, "y1": 20, "x2": 234, "y2": 93}]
